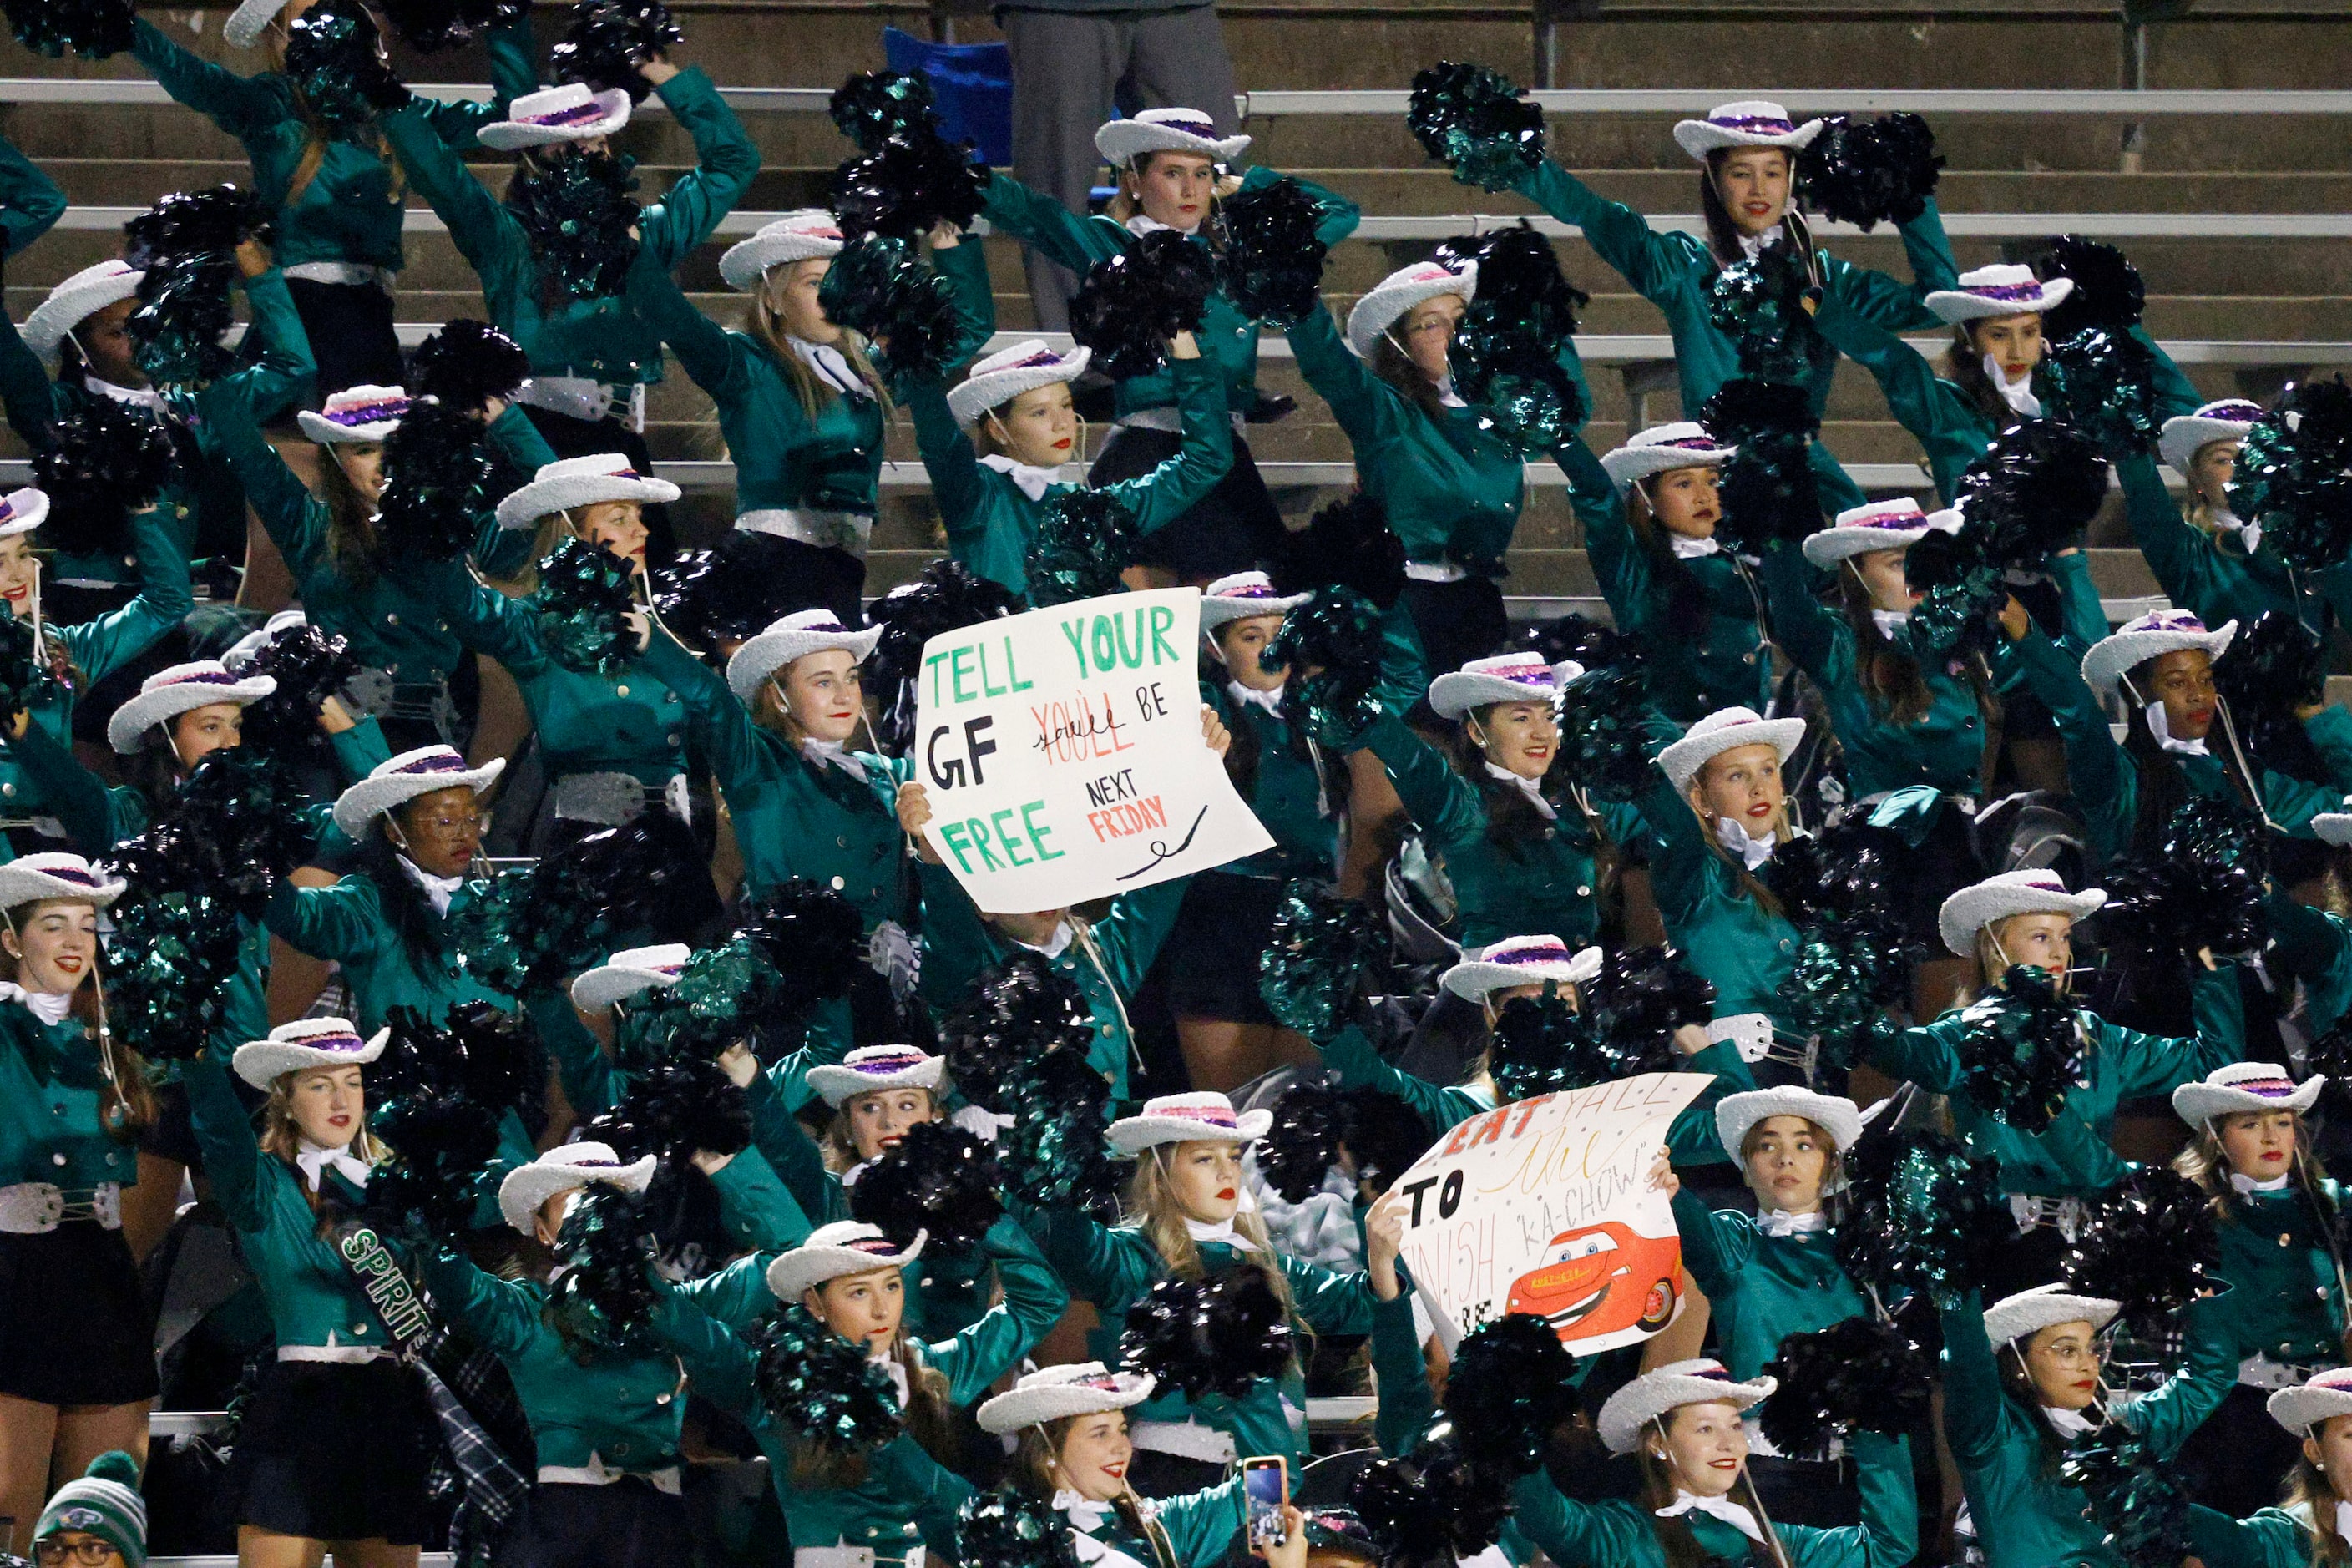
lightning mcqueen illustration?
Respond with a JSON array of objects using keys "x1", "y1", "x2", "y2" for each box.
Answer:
[{"x1": 1505, "y1": 1221, "x2": 1681, "y2": 1343}]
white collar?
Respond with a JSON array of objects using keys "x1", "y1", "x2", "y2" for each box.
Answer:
[
  {"x1": 1669, "y1": 533, "x2": 1722, "y2": 560},
  {"x1": 1124, "y1": 214, "x2": 1201, "y2": 239},
  {"x1": 1655, "y1": 1490, "x2": 1763, "y2": 1542},
  {"x1": 840, "y1": 1159, "x2": 870, "y2": 1188},
  {"x1": 2, "y1": 984, "x2": 73, "y2": 1026},
  {"x1": 2212, "y1": 507, "x2": 2263, "y2": 555},
  {"x1": 1714, "y1": 815, "x2": 1777, "y2": 872},
  {"x1": 1985, "y1": 352, "x2": 2041, "y2": 417},
  {"x1": 295, "y1": 1136, "x2": 372, "y2": 1193},
  {"x1": 2041, "y1": 1404, "x2": 2097, "y2": 1438},
  {"x1": 1870, "y1": 609, "x2": 1912, "y2": 640},
  {"x1": 2146, "y1": 700, "x2": 2211, "y2": 758},
  {"x1": 979, "y1": 453, "x2": 1065, "y2": 503},
  {"x1": 789, "y1": 336, "x2": 872, "y2": 400},
  {"x1": 1018, "y1": 923, "x2": 1075, "y2": 961},
  {"x1": 2334, "y1": 1499, "x2": 2352, "y2": 1548},
  {"x1": 873, "y1": 1351, "x2": 909, "y2": 1407},
  {"x1": 398, "y1": 855, "x2": 464, "y2": 917},
  {"x1": 1227, "y1": 680, "x2": 1285, "y2": 717},
  {"x1": 1055, "y1": 1490, "x2": 1115, "y2": 1532},
  {"x1": 1485, "y1": 761, "x2": 1557, "y2": 821},
  {"x1": 1737, "y1": 228, "x2": 1781, "y2": 262},
  {"x1": 2231, "y1": 1171, "x2": 2293, "y2": 1195},
  {"x1": 801, "y1": 737, "x2": 867, "y2": 779},
  {"x1": 86, "y1": 374, "x2": 168, "y2": 415},
  {"x1": 1757, "y1": 1208, "x2": 1828, "y2": 1237},
  {"x1": 1184, "y1": 1214, "x2": 1261, "y2": 1253},
  {"x1": 1434, "y1": 374, "x2": 1468, "y2": 411}
]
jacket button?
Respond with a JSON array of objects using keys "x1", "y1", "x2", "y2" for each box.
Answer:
[
  {"x1": 831, "y1": 877, "x2": 845, "y2": 890},
  {"x1": 2282, "y1": 1234, "x2": 2295, "y2": 1247},
  {"x1": 616, "y1": 685, "x2": 630, "y2": 697},
  {"x1": 51, "y1": 1152, "x2": 65, "y2": 1165},
  {"x1": 352, "y1": 1323, "x2": 369, "y2": 1335},
  {"x1": 2, "y1": 784, "x2": 13, "y2": 798},
  {"x1": 386, "y1": 613, "x2": 399, "y2": 625},
  {"x1": 1576, "y1": 885, "x2": 1591, "y2": 897},
  {"x1": 837, "y1": 837, "x2": 848, "y2": 848},
  {"x1": 666, "y1": 734, "x2": 680, "y2": 746}
]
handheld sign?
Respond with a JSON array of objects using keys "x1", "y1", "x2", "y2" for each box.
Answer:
[
  {"x1": 914, "y1": 588, "x2": 1273, "y2": 913},
  {"x1": 1393, "y1": 1072, "x2": 1712, "y2": 1356}
]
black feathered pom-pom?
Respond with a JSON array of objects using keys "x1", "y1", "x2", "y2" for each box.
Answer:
[
  {"x1": 1349, "y1": 1434, "x2": 1512, "y2": 1568},
  {"x1": 1521, "y1": 612, "x2": 1637, "y2": 673},
  {"x1": 0, "y1": 615, "x2": 59, "y2": 725},
  {"x1": 1448, "y1": 225, "x2": 1589, "y2": 458},
  {"x1": 1759, "y1": 1316, "x2": 1933, "y2": 1459},
  {"x1": 1555, "y1": 662, "x2": 1654, "y2": 804},
  {"x1": 1486, "y1": 992, "x2": 1611, "y2": 1103},
  {"x1": 1069, "y1": 230, "x2": 1214, "y2": 382},
  {"x1": 1796, "y1": 113, "x2": 1942, "y2": 231},
  {"x1": 736, "y1": 878, "x2": 867, "y2": 1000},
  {"x1": 375, "y1": 399, "x2": 493, "y2": 563},
  {"x1": 747, "y1": 1304, "x2": 902, "y2": 1451},
  {"x1": 1215, "y1": 176, "x2": 1328, "y2": 328},
  {"x1": 110, "y1": 746, "x2": 318, "y2": 914},
  {"x1": 123, "y1": 184, "x2": 277, "y2": 268},
  {"x1": 1701, "y1": 377, "x2": 1822, "y2": 555},
  {"x1": 507, "y1": 148, "x2": 643, "y2": 301},
  {"x1": 864, "y1": 562, "x2": 1022, "y2": 755},
  {"x1": 2036, "y1": 235, "x2": 2147, "y2": 340},
  {"x1": 282, "y1": 0, "x2": 407, "y2": 135},
  {"x1": 1950, "y1": 966, "x2": 2086, "y2": 1134},
  {"x1": 2093, "y1": 852, "x2": 2263, "y2": 969},
  {"x1": 1441, "y1": 1313, "x2": 1581, "y2": 1476},
  {"x1": 129, "y1": 262, "x2": 240, "y2": 390},
  {"x1": 451, "y1": 812, "x2": 709, "y2": 996},
  {"x1": 2060, "y1": 1166, "x2": 2220, "y2": 1336},
  {"x1": 815, "y1": 235, "x2": 964, "y2": 387},
  {"x1": 409, "y1": 319, "x2": 529, "y2": 414},
  {"x1": 940, "y1": 952, "x2": 1095, "y2": 1110},
  {"x1": 4, "y1": 0, "x2": 133, "y2": 58},
  {"x1": 1120, "y1": 1270, "x2": 1292, "y2": 1400},
  {"x1": 549, "y1": 0, "x2": 681, "y2": 102},
  {"x1": 1406, "y1": 61, "x2": 1544, "y2": 193},
  {"x1": 957, "y1": 1490, "x2": 1080, "y2": 1568},
  {"x1": 1027, "y1": 488, "x2": 1139, "y2": 608},
  {"x1": 1274, "y1": 493, "x2": 1407, "y2": 609},
  {"x1": 848, "y1": 1120, "x2": 1003, "y2": 1252},
  {"x1": 832, "y1": 131, "x2": 987, "y2": 243},
  {"x1": 1955, "y1": 417, "x2": 2110, "y2": 562},
  {"x1": 1258, "y1": 878, "x2": 1386, "y2": 1040},
  {"x1": 34, "y1": 397, "x2": 175, "y2": 561},
  {"x1": 367, "y1": 1043, "x2": 504, "y2": 1239},
  {"x1": 1585, "y1": 944, "x2": 1716, "y2": 1070},
  {"x1": 102, "y1": 892, "x2": 245, "y2": 1063},
  {"x1": 829, "y1": 70, "x2": 937, "y2": 154},
  {"x1": 2061, "y1": 1429, "x2": 2197, "y2": 1568},
  {"x1": 377, "y1": 0, "x2": 525, "y2": 52},
  {"x1": 2230, "y1": 378, "x2": 2352, "y2": 575},
  {"x1": 546, "y1": 1182, "x2": 663, "y2": 1353},
  {"x1": 651, "y1": 530, "x2": 812, "y2": 660},
  {"x1": 1834, "y1": 1128, "x2": 2011, "y2": 1308},
  {"x1": 1266, "y1": 587, "x2": 1388, "y2": 744},
  {"x1": 1764, "y1": 822, "x2": 1909, "y2": 928},
  {"x1": 533, "y1": 537, "x2": 639, "y2": 675}
]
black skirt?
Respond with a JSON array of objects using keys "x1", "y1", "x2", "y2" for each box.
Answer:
[
  {"x1": 282, "y1": 277, "x2": 404, "y2": 397},
  {"x1": 0, "y1": 1220, "x2": 159, "y2": 1405},
  {"x1": 222, "y1": 1357, "x2": 438, "y2": 1544},
  {"x1": 1165, "y1": 870, "x2": 1287, "y2": 1025},
  {"x1": 1089, "y1": 425, "x2": 1285, "y2": 581},
  {"x1": 512, "y1": 1479, "x2": 694, "y2": 1568}
]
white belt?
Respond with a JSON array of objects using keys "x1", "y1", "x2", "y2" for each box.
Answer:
[
  {"x1": 1115, "y1": 407, "x2": 1246, "y2": 436},
  {"x1": 1130, "y1": 1418, "x2": 1237, "y2": 1464},
  {"x1": 538, "y1": 1459, "x2": 682, "y2": 1495},
  {"x1": 797, "y1": 1547, "x2": 926, "y2": 1568},
  {"x1": 736, "y1": 508, "x2": 875, "y2": 557},
  {"x1": 2008, "y1": 1194, "x2": 2088, "y2": 1239},
  {"x1": 1706, "y1": 1012, "x2": 1775, "y2": 1065},
  {"x1": 518, "y1": 375, "x2": 649, "y2": 434},
  {"x1": 278, "y1": 1344, "x2": 395, "y2": 1363},
  {"x1": 1404, "y1": 561, "x2": 1468, "y2": 584},
  {"x1": 2240, "y1": 1355, "x2": 2329, "y2": 1392},
  {"x1": 0, "y1": 1181, "x2": 119, "y2": 1232},
  {"x1": 282, "y1": 260, "x2": 396, "y2": 291}
]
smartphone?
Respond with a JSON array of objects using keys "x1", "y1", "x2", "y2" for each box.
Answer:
[{"x1": 1242, "y1": 1454, "x2": 1287, "y2": 1549}]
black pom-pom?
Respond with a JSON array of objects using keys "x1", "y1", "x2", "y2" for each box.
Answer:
[
  {"x1": 128, "y1": 261, "x2": 239, "y2": 389},
  {"x1": 815, "y1": 235, "x2": 964, "y2": 387},
  {"x1": 585, "y1": 1052, "x2": 751, "y2": 1164},
  {"x1": 2093, "y1": 852, "x2": 2264, "y2": 969},
  {"x1": 958, "y1": 1490, "x2": 1080, "y2": 1568},
  {"x1": 507, "y1": 148, "x2": 643, "y2": 301},
  {"x1": 2060, "y1": 1166, "x2": 2221, "y2": 1336},
  {"x1": 532, "y1": 536, "x2": 638, "y2": 675},
  {"x1": 365, "y1": 1011, "x2": 508, "y2": 1237},
  {"x1": 863, "y1": 561, "x2": 1023, "y2": 754},
  {"x1": 2231, "y1": 378, "x2": 2352, "y2": 575},
  {"x1": 0, "y1": 613, "x2": 60, "y2": 723},
  {"x1": 282, "y1": 0, "x2": 406, "y2": 136},
  {"x1": 109, "y1": 746, "x2": 317, "y2": 915},
  {"x1": 450, "y1": 812, "x2": 710, "y2": 996},
  {"x1": 1486, "y1": 992, "x2": 1612, "y2": 1103},
  {"x1": 374, "y1": 398, "x2": 493, "y2": 563},
  {"x1": 1767, "y1": 824, "x2": 1925, "y2": 1064},
  {"x1": 746, "y1": 1304, "x2": 902, "y2": 1450},
  {"x1": 1258, "y1": 878, "x2": 1386, "y2": 1040},
  {"x1": 1027, "y1": 488, "x2": 1139, "y2": 608},
  {"x1": 1950, "y1": 966, "x2": 2086, "y2": 1135},
  {"x1": 549, "y1": 0, "x2": 680, "y2": 102},
  {"x1": 409, "y1": 319, "x2": 529, "y2": 414},
  {"x1": 1795, "y1": 113, "x2": 1943, "y2": 231},
  {"x1": 1406, "y1": 61, "x2": 1544, "y2": 193},
  {"x1": 102, "y1": 890, "x2": 242, "y2": 1062},
  {"x1": 1555, "y1": 662, "x2": 1654, "y2": 804},
  {"x1": 1833, "y1": 1128, "x2": 2011, "y2": 1308},
  {"x1": 736, "y1": 879, "x2": 868, "y2": 1002},
  {"x1": 2215, "y1": 611, "x2": 2327, "y2": 783},
  {"x1": 650, "y1": 529, "x2": 812, "y2": 659},
  {"x1": 1706, "y1": 245, "x2": 1823, "y2": 383},
  {"x1": 1441, "y1": 1313, "x2": 1581, "y2": 1476},
  {"x1": 2041, "y1": 327, "x2": 2161, "y2": 455},
  {"x1": 1215, "y1": 175, "x2": 1328, "y2": 328},
  {"x1": 828, "y1": 70, "x2": 937, "y2": 154},
  {"x1": 2036, "y1": 235, "x2": 2146, "y2": 339},
  {"x1": 2061, "y1": 1429, "x2": 2196, "y2": 1568},
  {"x1": 1069, "y1": 230, "x2": 1214, "y2": 382},
  {"x1": 1274, "y1": 493, "x2": 1407, "y2": 610},
  {"x1": 1349, "y1": 1434, "x2": 1512, "y2": 1568},
  {"x1": 1334, "y1": 1085, "x2": 1435, "y2": 1196},
  {"x1": 545, "y1": 1182, "x2": 663, "y2": 1353},
  {"x1": 122, "y1": 184, "x2": 277, "y2": 270},
  {"x1": 997, "y1": 1045, "x2": 1124, "y2": 1216},
  {"x1": 1120, "y1": 1270, "x2": 1292, "y2": 1400},
  {"x1": 1254, "y1": 1076, "x2": 1348, "y2": 1205},
  {"x1": 235, "y1": 622, "x2": 362, "y2": 766},
  {"x1": 377, "y1": 0, "x2": 524, "y2": 51},
  {"x1": 3, "y1": 0, "x2": 132, "y2": 58},
  {"x1": 1955, "y1": 417, "x2": 2110, "y2": 564},
  {"x1": 2166, "y1": 795, "x2": 2269, "y2": 872},
  {"x1": 1266, "y1": 586, "x2": 1388, "y2": 744},
  {"x1": 832, "y1": 131, "x2": 986, "y2": 244},
  {"x1": 1763, "y1": 822, "x2": 1908, "y2": 928},
  {"x1": 1585, "y1": 944, "x2": 1717, "y2": 1069},
  {"x1": 1903, "y1": 524, "x2": 2009, "y2": 664},
  {"x1": 847, "y1": 1120, "x2": 1003, "y2": 1252},
  {"x1": 1701, "y1": 377, "x2": 1823, "y2": 555},
  {"x1": 1448, "y1": 225, "x2": 1589, "y2": 458},
  {"x1": 940, "y1": 951, "x2": 1095, "y2": 1110},
  {"x1": 33, "y1": 397, "x2": 175, "y2": 561},
  {"x1": 1758, "y1": 1316, "x2": 1932, "y2": 1459},
  {"x1": 1521, "y1": 612, "x2": 1638, "y2": 673}
]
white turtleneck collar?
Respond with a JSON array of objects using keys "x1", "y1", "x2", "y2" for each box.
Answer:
[
  {"x1": 1124, "y1": 214, "x2": 1201, "y2": 239},
  {"x1": 1870, "y1": 608, "x2": 1912, "y2": 640},
  {"x1": 1227, "y1": 680, "x2": 1285, "y2": 717},
  {"x1": 2146, "y1": 700, "x2": 2211, "y2": 758},
  {"x1": 789, "y1": 336, "x2": 873, "y2": 401},
  {"x1": 2041, "y1": 1404, "x2": 2097, "y2": 1438},
  {"x1": 802, "y1": 737, "x2": 867, "y2": 780},
  {"x1": 4, "y1": 984, "x2": 74, "y2": 1026},
  {"x1": 1758, "y1": 1208, "x2": 1829, "y2": 1238},
  {"x1": 1714, "y1": 815, "x2": 1777, "y2": 871},
  {"x1": 979, "y1": 453, "x2": 1066, "y2": 503},
  {"x1": 1986, "y1": 352, "x2": 2041, "y2": 418},
  {"x1": 86, "y1": 374, "x2": 169, "y2": 416},
  {"x1": 2231, "y1": 1171, "x2": 2293, "y2": 1195},
  {"x1": 1655, "y1": 1490, "x2": 1763, "y2": 1542},
  {"x1": 1434, "y1": 374, "x2": 1469, "y2": 410},
  {"x1": 295, "y1": 1136, "x2": 372, "y2": 1193},
  {"x1": 1484, "y1": 761, "x2": 1556, "y2": 821},
  {"x1": 399, "y1": 855, "x2": 464, "y2": 918},
  {"x1": 1669, "y1": 533, "x2": 1722, "y2": 560}
]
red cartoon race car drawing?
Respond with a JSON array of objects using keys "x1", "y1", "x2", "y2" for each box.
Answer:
[{"x1": 1505, "y1": 1221, "x2": 1681, "y2": 1343}]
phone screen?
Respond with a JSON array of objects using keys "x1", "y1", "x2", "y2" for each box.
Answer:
[{"x1": 1243, "y1": 1457, "x2": 1287, "y2": 1547}]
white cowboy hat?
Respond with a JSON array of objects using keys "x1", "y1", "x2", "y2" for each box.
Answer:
[
  {"x1": 1657, "y1": 706, "x2": 1808, "y2": 792},
  {"x1": 1599, "y1": 422, "x2": 1737, "y2": 493},
  {"x1": 2315, "y1": 816, "x2": 2352, "y2": 847},
  {"x1": 948, "y1": 339, "x2": 1094, "y2": 429},
  {"x1": 2269, "y1": 1368, "x2": 2352, "y2": 1436},
  {"x1": 1713, "y1": 1087, "x2": 1865, "y2": 1168},
  {"x1": 726, "y1": 608, "x2": 883, "y2": 706},
  {"x1": 1107, "y1": 1091, "x2": 1272, "y2": 1156},
  {"x1": 224, "y1": 609, "x2": 310, "y2": 674},
  {"x1": 223, "y1": 0, "x2": 291, "y2": 46},
  {"x1": 106, "y1": 660, "x2": 277, "y2": 755},
  {"x1": 719, "y1": 210, "x2": 847, "y2": 291},
  {"x1": 231, "y1": 1016, "x2": 389, "y2": 1090},
  {"x1": 2159, "y1": 399, "x2": 2265, "y2": 477},
  {"x1": 1439, "y1": 933, "x2": 1602, "y2": 1003},
  {"x1": 2080, "y1": 608, "x2": 2237, "y2": 701},
  {"x1": 1429, "y1": 652, "x2": 1581, "y2": 721},
  {"x1": 494, "y1": 453, "x2": 681, "y2": 532},
  {"x1": 0, "y1": 852, "x2": 124, "y2": 911},
  {"x1": 2172, "y1": 1061, "x2": 2325, "y2": 1130},
  {"x1": 1345, "y1": 258, "x2": 1477, "y2": 359},
  {"x1": 297, "y1": 385, "x2": 412, "y2": 445},
  {"x1": 1801, "y1": 498, "x2": 1959, "y2": 570},
  {"x1": 496, "y1": 1141, "x2": 657, "y2": 1235},
  {"x1": 1672, "y1": 100, "x2": 1823, "y2": 160},
  {"x1": 1095, "y1": 107, "x2": 1249, "y2": 169},
  {"x1": 1597, "y1": 1359, "x2": 1776, "y2": 1456},
  {"x1": 570, "y1": 943, "x2": 691, "y2": 1013},
  {"x1": 1981, "y1": 1283, "x2": 2117, "y2": 1348},
  {"x1": 1936, "y1": 867, "x2": 2107, "y2": 958},
  {"x1": 477, "y1": 83, "x2": 634, "y2": 151},
  {"x1": 977, "y1": 1362, "x2": 1158, "y2": 1435},
  {"x1": 1924, "y1": 263, "x2": 2075, "y2": 326},
  {"x1": 765, "y1": 1220, "x2": 928, "y2": 1302},
  {"x1": 332, "y1": 745, "x2": 506, "y2": 841},
  {"x1": 805, "y1": 1045, "x2": 947, "y2": 1109},
  {"x1": 1200, "y1": 571, "x2": 1309, "y2": 632},
  {"x1": 23, "y1": 260, "x2": 144, "y2": 366},
  {"x1": 0, "y1": 487, "x2": 48, "y2": 541}
]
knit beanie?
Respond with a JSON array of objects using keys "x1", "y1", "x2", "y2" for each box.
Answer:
[{"x1": 33, "y1": 1451, "x2": 145, "y2": 1568}]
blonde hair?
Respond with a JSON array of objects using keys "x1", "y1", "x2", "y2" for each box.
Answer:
[
  {"x1": 1126, "y1": 1143, "x2": 1297, "y2": 1323},
  {"x1": 788, "y1": 1312, "x2": 952, "y2": 1487},
  {"x1": 822, "y1": 1085, "x2": 941, "y2": 1173},
  {"x1": 746, "y1": 264, "x2": 893, "y2": 420}
]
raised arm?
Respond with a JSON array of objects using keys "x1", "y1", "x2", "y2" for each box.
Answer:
[
  {"x1": 1667, "y1": 1186, "x2": 1750, "y2": 1302},
  {"x1": 636, "y1": 66, "x2": 761, "y2": 264},
  {"x1": 980, "y1": 170, "x2": 1124, "y2": 276},
  {"x1": 1286, "y1": 297, "x2": 1399, "y2": 453},
  {"x1": 416, "y1": 1245, "x2": 541, "y2": 1358},
  {"x1": 904, "y1": 375, "x2": 994, "y2": 563},
  {"x1": 1360, "y1": 709, "x2": 1485, "y2": 849},
  {"x1": 1508, "y1": 156, "x2": 1693, "y2": 306},
  {"x1": 1010, "y1": 1200, "x2": 1156, "y2": 1314},
  {"x1": 1823, "y1": 196, "x2": 1960, "y2": 331},
  {"x1": 181, "y1": 1049, "x2": 267, "y2": 1231},
  {"x1": 378, "y1": 98, "x2": 529, "y2": 289},
  {"x1": 1995, "y1": 624, "x2": 2130, "y2": 864},
  {"x1": 922, "y1": 1216, "x2": 1070, "y2": 1404},
  {"x1": 625, "y1": 243, "x2": 750, "y2": 397},
  {"x1": 417, "y1": 12, "x2": 539, "y2": 146},
  {"x1": 2115, "y1": 449, "x2": 2226, "y2": 622},
  {"x1": 130, "y1": 18, "x2": 279, "y2": 139},
  {"x1": 1317, "y1": 1024, "x2": 1485, "y2": 1133},
  {"x1": 1935, "y1": 1292, "x2": 2008, "y2": 1465},
  {"x1": 1798, "y1": 1431, "x2": 1920, "y2": 1568},
  {"x1": 0, "y1": 134, "x2": 64, "y2": 258},
  {"x1": 1108, "y1": 349, "x2": 1235, "y2": 536},
  {"x1": 1757, "y1": 543, "x2": 1844, "y2": 681},
  {"x1": 200, "y1": 358, "x2": 328, "y2": 579},
  {"x1": 56, "y1": 505, "x2": 196, "y2": 685},
  {"x1": 1242, "y1": 164, "x2": 1360, "y2": 250},
  {"x1": 217, "y1": 266, "x2": 315, "y2": 432},
  {"x1": 6, "y1": 721, "x2": 134, "y2": 852},
  {"x1": 1811, "y1": 288, "x2": 1985, "y2": 505},
  {"x1": 1507, "y1": 1471, "x2": 1649, "y2": 1568},
  {"x1": 635, "y1": 625, "x2": 770, "y2": 801},
  {"x1": 263, "y1": 873, "x2": 383, "y2": 966}
]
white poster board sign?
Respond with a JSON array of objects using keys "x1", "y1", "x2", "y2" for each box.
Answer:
[
  {"x1": 1393, "y1": 1072, "x2": 1712, "y2": 1356},
  {"x1": 913, "y1": 588, "x2": 1273, "y2": 913}
]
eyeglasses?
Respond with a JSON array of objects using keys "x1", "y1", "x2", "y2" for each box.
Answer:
[
  {"x1": 407, "y1": 811, "x2": 489, "y2": 838},
  {"x1": 36, "y1": 1540, "x2": 121, "y2": 1565},
  {"x1": 1399, "y1": 316, "x2": 1457, "y2": 337}
]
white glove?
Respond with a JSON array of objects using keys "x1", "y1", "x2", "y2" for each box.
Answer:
[{"x1": 951, "y1": 1104, "x2": 1013, "y2": 1142}]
